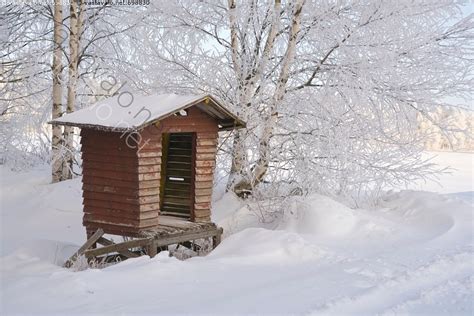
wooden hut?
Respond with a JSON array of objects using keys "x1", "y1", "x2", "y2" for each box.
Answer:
[{"x1": 50, "y1": 93, "x2": 245, "y2": 264}]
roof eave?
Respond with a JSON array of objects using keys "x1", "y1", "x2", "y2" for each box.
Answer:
[
  {"x1": 48, "y1": 94, "x2": 247, "y2": 132},
  {"x1": 48, "y1": 120, "x2": 133, "y2": 132}
]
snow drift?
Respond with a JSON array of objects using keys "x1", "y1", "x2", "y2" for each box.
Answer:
[{"x1": 1, "y1": 152, "x2": 473, "y2": 315}]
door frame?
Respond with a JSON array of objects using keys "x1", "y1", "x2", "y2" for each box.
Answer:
[{"x1": 159, "y1": 132, "x2": 196, "y2": 220}]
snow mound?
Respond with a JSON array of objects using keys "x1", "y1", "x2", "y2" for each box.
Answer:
[
  {"x1": 281, "y1": 194, "x2": 359, "y2": 238},
  {"x1": 1, "y1": 160, "x2": 473, "y2": 315},
  {"x1": 209, "y1": 228, "x2": 326, "y2": 264},
  {"x1": 379, "y1": 190, "x2": 471, "y2": 243}
]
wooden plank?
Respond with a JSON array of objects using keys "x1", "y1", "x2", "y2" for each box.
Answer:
[
  {"x1": 195, "y1": 195, "x2": 211, "y2": 203},
  {"x1": 165, "y1": 182, "x2": 191, "y2": 190},
  {"x1": 82, "y1": 184, "x2": 138, "y2": 195},
  {"x1": 137, "y1": 151, "x2": 162, "y2": 158},
  {"x1": 84, "y1": 237, "x2": 152, "y2": 258},
  {"x1": 194, "y1": 209, "x2": 211, "y2": 216},
  {"x1": 158, "y1": 216, "x2": 196, "y2": 228},
  {"x1": 168, "y1": 148, "x2": 192, "y2": 155},
  {"x1": 83, "y1": 191, "x2": 149, "y2": 205},
  {"x1": 64, "y1": 228, "x2": 104, "y2": 268},
  {"x1": 169, "y1": 142, "x2": 193, "y2": 149},
  {"x1": 83, "y1": 184, "x2": 158, "y2": 197},
  {"x1": 97, "y1": 237, "x2": 140, "y2": 258},
  {"x1": 166, "y1": 169, "x2": 192, "y2": 178},
  {"x1": 161, "y1": 205, "x2": 190, "y2": 213},
  {"x1": 167, "y1": 161, "x2": 192, "y2": 169},
  {"x1": 137, "y1": 202, "x2": 161, "y2": 212},
  {"x1": 196, "y1": 153, "x2": 216, "y2": 161},
  {"x1": 81, "y1": 143, "x2": 137, "y2": 154},
  {"x1": 84, "y1": 228, "x2": 221, "y2": 259},
  {"x1": 82, "y1": 161, "x2": 142, "y2": 175},
  {"x1": 83, "y1": 177, "x2": 159, "y2": 191},
  {"x1": 147, "y1": 241, "x2": 158, "y2": 258},
  {"x1": 138, "y1": 180, "x2": 161, "y2": 189},
  {"x1": 84, "y1": 216, "x2": 159, "y2": 229},
  {"x1": 196, "y1": 146, "x2": 217, "y2": 154},
  {"x1": 195, "y1": 168, "x2": 213, "y2": 175},
  {"x1": 195, "y1": 160, "x2": 215, "y2": 168},
  {"x1": 161, "y1": 126, "x2": 217, "y2": 134},
  {"x1": 83, "y1": 160, "x2": 139, "y2": 171},
  {"x1": 163, "y1": 197, "x2": 191, "y2": 206},
  {"x1": 83, "y1": 169, "x2": 138, "y2": 182},
  {"x1": 138, "y1": 173, "x2": 161, "y2": 181},
  {"x1": 81, "y1": 153, "x2": 138, "y2": 165},
  {"x1": 153, "y1": 229, "x2": 221, "y2": 248},
  {"x1": 160, "y1": 210, "x2": 190, "y2": 219},
  {"x1": 197, "y1": 139, "x2": 217, "y2": 146},
  {"x1": 84, "y1": 224, "x2": 139, "y2": 237},
  {"x1": 195, "y1": 181, "x2": 213, "y2": 189},
  {"x1": 196, "y1": 174, "x2": 213, "y2": 182},
  {"x1": 194, "y1": 202, "x2": 211, "y2": 210},
  {"x1": 84, "y1": 207, "x2": 158, "y2": 220},
  {"x1": 84, "y1": 206, "x2": 140, "y2": 219},
  {"x1": 83, "y1": 214, "x2": 142, "y2": 226},
  {"x1": 196, "y1": 132, "x2": 218, "y2": 139},
  {"x1": 83, "y1": 198, "x2": 141, "y2": 211},
  {"x1": 84, "y1": 223, "x2": 142, "y2": 237},
  {"x1": 213, "y1": 227, "x2": 223, "y2": 248},
  {"x1": 82, "y1": 147, "x2": 139, "y2": 158},
  {"x1": 195, "y1": 188, "x2": 213, "y2": 196},
  {"x1": 164, "y1": 155, "x2": 192, "y2": 163},
  {"x1": 164, "y1": 189, "x2": 190, "y2": 198}
]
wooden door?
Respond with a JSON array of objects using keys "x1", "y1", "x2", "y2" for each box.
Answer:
[{"x1": 160, "y1": 133, "x2": 195, "y2": 219}]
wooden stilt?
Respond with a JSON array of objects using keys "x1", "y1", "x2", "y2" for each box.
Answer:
[
  {"x1": 64, "y1": 228, "x2": 104, "y2": 268},
  {"x1": 147, "y1": 241, "x2": 157, "y2": 258},
  {"x1": 213, "y1": 227, "x2": 223, "y2": 249}
]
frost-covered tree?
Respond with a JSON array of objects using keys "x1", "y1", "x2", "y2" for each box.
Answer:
[
  {"x1": 2, "y1": 1, "x2": 473, "y2": 203},
  {"x1": 1, "y1": 2, "x2": 147, "y2": 179},
  {"x1": 139, "y1": 0, "x2": 473, "y2": 202}
]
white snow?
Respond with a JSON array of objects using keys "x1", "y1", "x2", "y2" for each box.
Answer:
[
  {"x1": 1, "y1": 151, "x2": 473, "y2": 315},
  {"x1": 51, "y1": 93, "x2": 207, "y2": 129}
]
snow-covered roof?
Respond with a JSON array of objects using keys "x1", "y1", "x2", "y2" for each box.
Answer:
[{"x1": 50, "y1": 93, "x2": 245, "y2": 131}]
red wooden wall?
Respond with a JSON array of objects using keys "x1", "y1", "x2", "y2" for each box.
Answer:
[{"x1": 80, "y1": 103, "x2": 218, "y2": 237}]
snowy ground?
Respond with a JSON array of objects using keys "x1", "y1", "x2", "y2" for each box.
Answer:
[{"x1": 1, "y1": 152, "x2": 473, "y2": 315}]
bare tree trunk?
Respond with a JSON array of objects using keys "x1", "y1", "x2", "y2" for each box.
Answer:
[
  {"x1": 51, "y1": 0, "x2": 64, "y2": 183},
  {"x1": 226, "y1": 0, "x2": 282, "y2": 192},
  {"x1": 62, "y1": 0, "x2": 83, "y2": 180},
  {"x1": 233, "y1": 0, "x2": 305, "y2": 196}
]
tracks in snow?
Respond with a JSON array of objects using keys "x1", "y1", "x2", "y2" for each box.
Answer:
[{"x1": 307, "y1": 252, "x2": 474, "y2": 315}]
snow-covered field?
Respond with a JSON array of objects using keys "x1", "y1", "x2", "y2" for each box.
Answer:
[{"x1": 1, "y1": 152, "x2": 473, "y2": 315}]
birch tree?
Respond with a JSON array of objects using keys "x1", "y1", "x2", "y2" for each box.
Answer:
[
  {"x1": 51, "y1": 0, "x2": 64, "y2": 183},
  {"x1": 3, "y1": 1, "x2": 472, "y2": 203},
  {"x1": 62, "y1": 0, "x2": 84, "y2": 180},
  {"x1": 143, "y1": 0, "x2": 473, "y2": 201},
  {"x1": 2, "y1": 2, "x2": 148, "y2": 177},
  {"x1": 232, "y1": 0, "x2": 305, "y2": 195}
]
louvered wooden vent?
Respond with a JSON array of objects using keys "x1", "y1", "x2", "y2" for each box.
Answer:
[{"x1": 160, "y1": 133, "x2": 195, "y2": 219}]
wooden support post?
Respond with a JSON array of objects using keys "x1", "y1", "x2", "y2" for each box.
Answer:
[
  {"x1": 86, "y1": 229, "x2": 98, "y2": 249},
  {"x1": 213, "y1": 227, "x2": 223, "y2": 249},
  {"x1": 85, "y1": 228, "x2": 221, "y2": 259},
  {"x1": 147, "y1": 241, "x2": 157, "y2": 258},
  {"x1": 85, "y1": 237, "x2": 153, "y2": 258},
  {"x1": 64, "y1": 228, "x2": 104, "y2": 268}
]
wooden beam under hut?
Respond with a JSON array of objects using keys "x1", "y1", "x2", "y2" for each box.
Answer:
[{"x1": 64, "y1": 219, "x2": 223, "y2": 268}]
